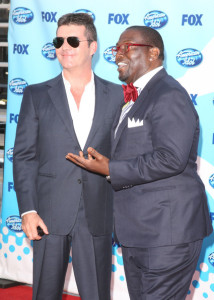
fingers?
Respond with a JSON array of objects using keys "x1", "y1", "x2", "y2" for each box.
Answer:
[
  {"x1": 66, "y1": 149, "x2": 109, "y2": 175},
  {"x1": 22, "y1": 213, "x2": 48, "y2": 240},
  {"x1": 66, "y1": 149, "x2": 100, "y2": 163},
  {"x1": 38, "y1": 220, "x2": 49, "y2": 235},
  {"x1": 79, "y1": 151, "x2": 84, "y2": 157},
  {"x1": 88, "y1": 153, "x2": 93, "y2": 160},
  {"x1": 66, "y1": 153, "x2": 81, "y2": 161},
  {"x1": 66, "y1": 153, "x2": 86, "y2": 168},
  {"x1": 87, "y1": 147, "x2": 102, "y2": 160}
]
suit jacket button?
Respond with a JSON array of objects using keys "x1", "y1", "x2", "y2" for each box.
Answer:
[{"x1": 77, "y1": 179, "x2": 82, "y2": 184}]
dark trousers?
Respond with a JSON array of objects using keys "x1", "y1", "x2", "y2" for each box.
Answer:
[
  {"x1": 32, "y1": 198, "x2": 112, "y2": 300},
  {"x1": 122, "y1": 240, "x2": 202, "y2": 300}
]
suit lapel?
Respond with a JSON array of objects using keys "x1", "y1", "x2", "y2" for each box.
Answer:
[
  {"x1": 111, "y1": 88, "x2": 149, "y2": 156},
  {"x1": 83, "y1": 75, "x2": 109, "y2": 151},
  {"x1": 110, "y1": 101, "x2": 124, "y2": 149},
  {"x1": 47, "y1": 74, "x2": 80, "y2": 147},
  {"x1": 111, "y1": 68, "x2": 167, "y2": 156}
]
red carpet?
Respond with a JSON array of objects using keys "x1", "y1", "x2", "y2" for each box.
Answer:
[{"x1": 0, "y1": 285, "x2": 81, "y2": 300}]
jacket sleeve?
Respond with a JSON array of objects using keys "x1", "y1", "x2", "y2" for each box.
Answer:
[{"x1": 13, "y1": 86, "x2": 39, "y2": 215}]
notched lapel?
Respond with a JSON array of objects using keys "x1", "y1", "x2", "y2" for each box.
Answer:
[
  {"x1": 111, "y1": 68, "x2": 167, "y2": 156},
  {"x1": 83, "y1": 76, "x2": 109, "y2": 151},
  {"x1": 111, "y1": 101, "x2": 124, "y2": 147},
  {"x1": 47, "y1": 74, "x2": 80, "y2": 146},
  {"x1": 111, "y1": 88, "x2": 149, "y2": 156}
]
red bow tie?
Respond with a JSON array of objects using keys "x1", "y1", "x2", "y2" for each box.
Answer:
[{"x1": 122, "y1": 83, "x2": 138, "y2": 103}]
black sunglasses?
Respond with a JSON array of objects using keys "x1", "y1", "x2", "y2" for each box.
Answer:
[{"x1": 53, "y1": 36, "x2": 92, "y2": 49}]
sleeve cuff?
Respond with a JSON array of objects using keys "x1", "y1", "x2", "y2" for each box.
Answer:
[{"x1": 21, "y1": 210, "x2": 37, "y2": 218}]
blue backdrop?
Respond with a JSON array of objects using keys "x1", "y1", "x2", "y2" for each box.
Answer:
[{"x1": 0, "y1": 1, "x2": 214, "y2": 299}]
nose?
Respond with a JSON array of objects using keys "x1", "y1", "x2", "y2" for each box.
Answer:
[
  {"x1": 61, "y1": 38, "x2": 71, "y2": 50},
  {"x1": 115, "y1": 50, "x2": 124, "y2": 63},
  {"x1": 116, "y1": 47, "x2": 124, "y2": 56}
]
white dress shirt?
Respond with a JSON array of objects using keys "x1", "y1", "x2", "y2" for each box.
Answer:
[{"x1": 63, "y1": 71, "x2": 95, "y2": 150}]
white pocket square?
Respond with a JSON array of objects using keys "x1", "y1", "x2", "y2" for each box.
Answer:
[{"x1": 128, "y1": 117, "x2": 144, "y2": 128}]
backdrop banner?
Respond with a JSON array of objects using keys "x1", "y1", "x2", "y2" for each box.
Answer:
[{"x1": 0, "y1": 1, "x2": 214, "y2": 299}]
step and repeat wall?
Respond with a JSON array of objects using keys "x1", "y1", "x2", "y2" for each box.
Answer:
[{"x1": 0, "y1": 0, "x2": 214, "y2": 299}]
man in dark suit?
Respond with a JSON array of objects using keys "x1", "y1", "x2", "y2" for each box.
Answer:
[
  {"x1": 66, "y1": 26, "x2": 213, "y2": 299},
  {"x1": 13, "y1": 13, "x2": 123, "y2": 300}
]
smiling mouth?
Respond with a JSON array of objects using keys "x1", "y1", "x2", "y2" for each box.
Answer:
[
  {"x1": 62, "y1": 53, "x2": 74, "y2": 56},
  {"x1": 117, "y1": 62, "x2": 128, "y2": 70}
]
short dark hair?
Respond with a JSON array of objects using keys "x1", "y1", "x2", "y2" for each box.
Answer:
[
  {"x1": 57, "y1": 13, "x2": 97, "y2": 45},
  {"x1": 126, "y1": 26, "x2": 164, "y2": 60}
]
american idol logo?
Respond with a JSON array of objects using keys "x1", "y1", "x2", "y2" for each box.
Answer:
[
  {"x1": 42, "y1": 43, "x2": 56, "y2": 60},
  {"x1": 73, "y1": 9, "x2": 95, "y2": 21},
  {"x1": 9, "y1": 78, "x2": 28, "y2": 95},
  {"x1": 6, "y1": 215, "x2": 22, "y2": 233},
  {"x1": 12, "y1": 7, "x2": 34, "y2": 24},
  {"x1": 144, "y1": 11, "x2": 168, "y2": 29},
  {"x1": 208, "y1": 252, "x2": 214, "y2": 267},
  {"x1": 103, "y1": 46, "x2": 115, "y2": 64},
  {"x1": 6, "y1": 147, "x2": 13, "y2": 162},
  {"x1": 209, "y1": 173, "x2": 214, "y2": 188},
  {"x1": 176, "y1": 48, "x2": 203, "y2": 68}
]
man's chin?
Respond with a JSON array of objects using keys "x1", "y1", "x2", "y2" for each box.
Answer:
[{"x1": 118, "y1": 73, "x2": 128, "y2": 83}]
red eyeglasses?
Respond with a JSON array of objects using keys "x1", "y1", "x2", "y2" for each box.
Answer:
[{"x1": 112, "y1": 43, "x2": 153, "y2": 56}]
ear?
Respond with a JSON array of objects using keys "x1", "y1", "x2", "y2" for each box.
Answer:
[
  {"x1": 90, "y1": 41, "x2": 97, "y2": 56},
  {"x1": 149, "y1": 47, "x2": 160, "y2": 61}
]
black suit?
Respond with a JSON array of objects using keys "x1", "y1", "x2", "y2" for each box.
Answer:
[
  {"x1": 109, "y1": 69, "x2": 212, "y2": 299},
  {"x1": 13, "y1": 73, "x2": 123, "y2": 300}
]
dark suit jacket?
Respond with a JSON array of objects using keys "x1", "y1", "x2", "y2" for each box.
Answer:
[
  {"x1": 13, "y1": 73, "x2": 123, "y2": 236},
  {"x1": 109, "y1": 68, "x2": 213, "y2": 247}
]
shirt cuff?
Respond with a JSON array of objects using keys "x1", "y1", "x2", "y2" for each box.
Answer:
[{"x1": 21, "y1": 210, "x2": 37, "y2": 217}]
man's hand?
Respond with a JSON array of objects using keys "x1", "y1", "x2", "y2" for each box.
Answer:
[
  {"x1": 66, "y1": 147, "x2": 110, "y2": 176},
  {"x1": 22, "y1": 212, "x2": 49, "y2": 240}
]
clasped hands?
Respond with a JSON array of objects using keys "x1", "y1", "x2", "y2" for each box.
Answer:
[{"x1": 66, "y1": 147, "x2": 110, "y2": 176}]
